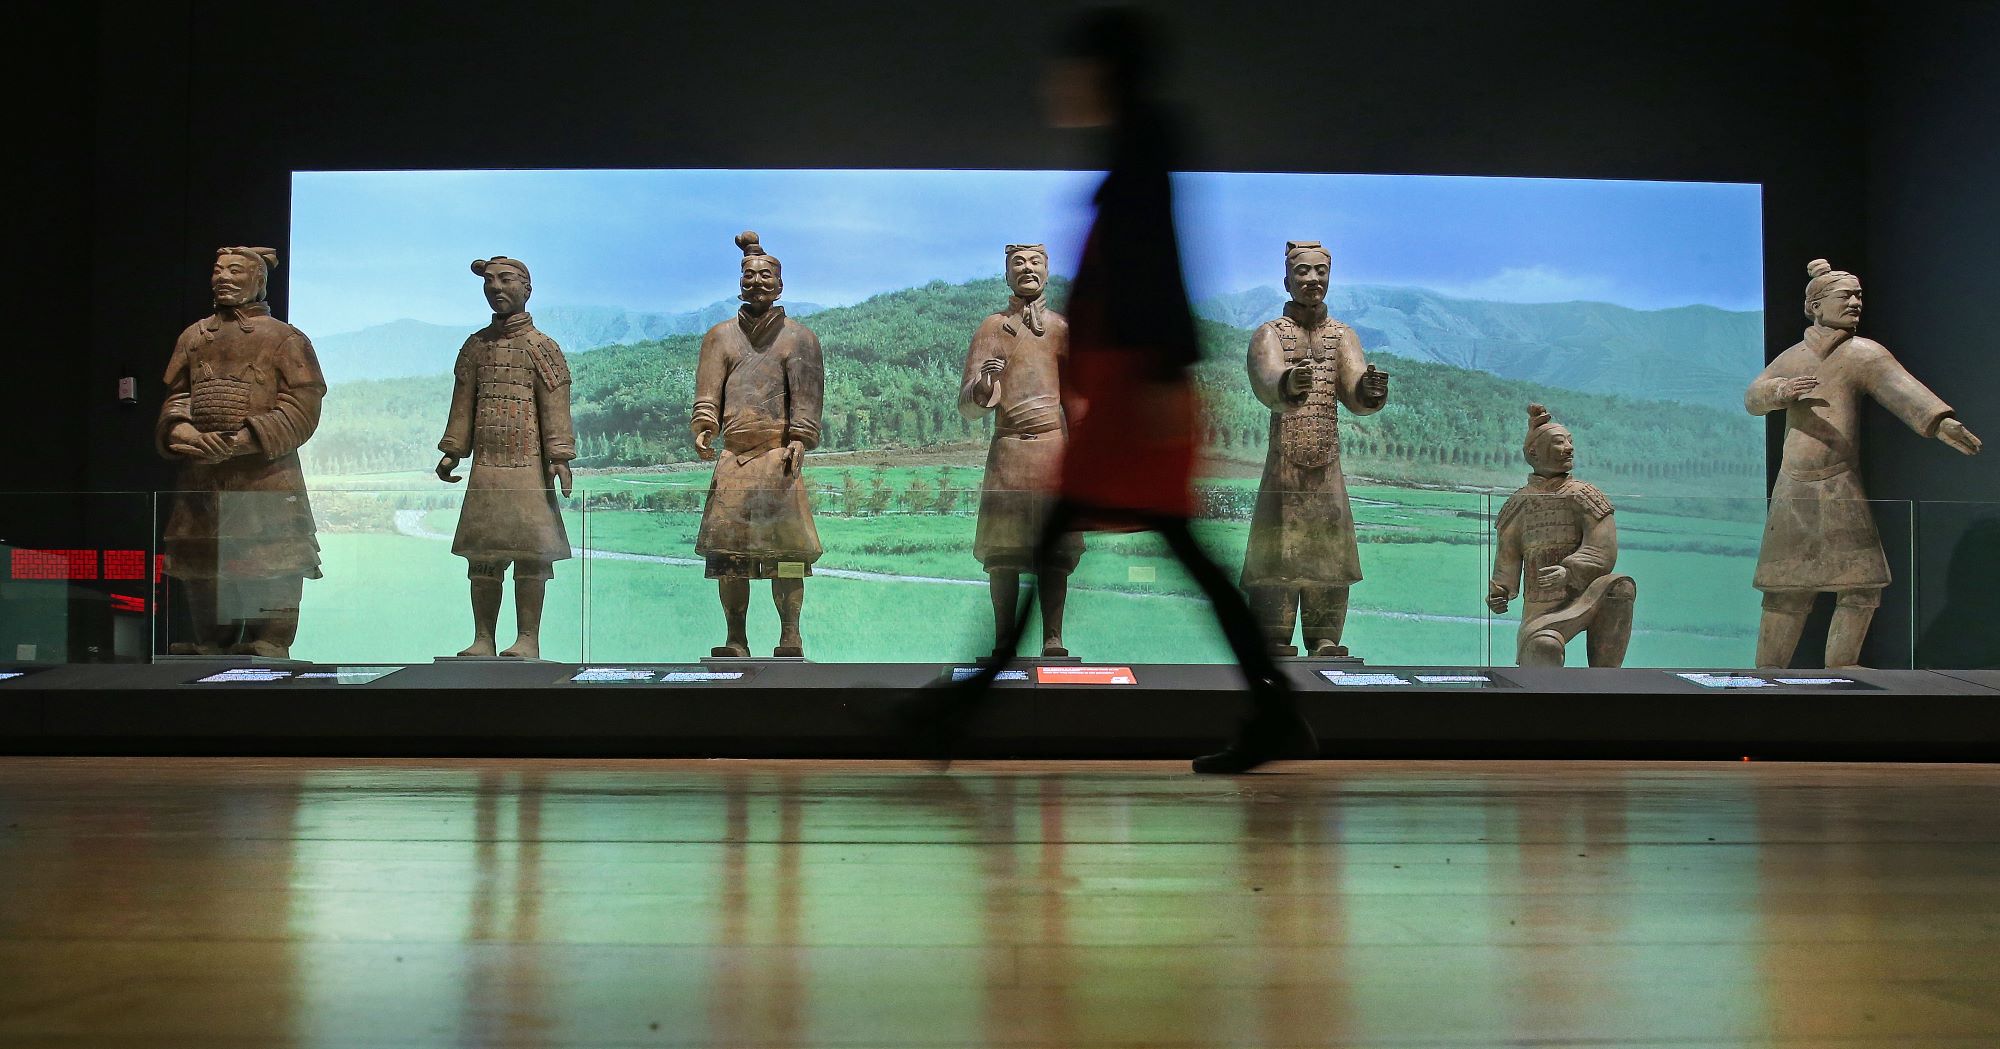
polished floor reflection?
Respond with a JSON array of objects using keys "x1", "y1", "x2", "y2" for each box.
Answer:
[{"x1": 1, "y1": 758, "x2": 1998, "y2": 1047}]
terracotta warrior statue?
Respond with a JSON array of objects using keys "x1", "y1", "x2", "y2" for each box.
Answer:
[
  {"x1": 959, "y1": 244, "x2": 1085, "y2": 657},
  {"x1": 157, "y1": 247, "x2": 326, "y2": 658},
  {"x1": 1747, "y1": 259, "x2": 1982, "y2": 668},
  {"x1": 1487, "y1": 404, "x2": 1636, "y2": 667},
  {"x1": 690, "y1": 232, "x2": 825, "y2": 657},
  {"x1": 435, "y1": 257, "x2": 576, "y2": 659},
  {"x1": 1240, "y1": 240, "x2": 1389, "y2": 657}
]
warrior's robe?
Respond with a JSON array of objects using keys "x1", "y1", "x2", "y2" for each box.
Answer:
[
  {"x1": 959, "y1": 297, "x2": 1084, "y2": 572},
  {"x1": 692, "y1": 306, "x2": 824, "y2": 578},
  {"x1": 437, "y1": 311, "x2": 576, "y2": 565},
  {"x1": 1491, "y1": 474, "x2": 1633, "y2": 665},
  {"x1": 1240, "y1": 301, "x2": 1381, "y2": 589},
  {"x1": 156, "y1": 302, "x2": 325, "y2": 581},
  {"x1": 1747, "y1": 325, "x2": 1954, "y2": 594}
]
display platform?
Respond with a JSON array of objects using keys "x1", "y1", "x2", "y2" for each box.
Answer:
[{"x1": 1, "y1": 662, "x2": 1995, "y2": 760}]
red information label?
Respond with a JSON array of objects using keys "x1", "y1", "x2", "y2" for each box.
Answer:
[{"x1": 1035, "y1": 665, "x2": 1138, "y2": 686}]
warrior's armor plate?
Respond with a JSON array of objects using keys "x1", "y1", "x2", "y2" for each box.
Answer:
[
  {"x1": 190, "y1": 374, "x2": 255, "y2": 433},
  {"x1": 473, "y1": 338, "x2": 543, "y2": 469},
  {"x1": 1273, "y1": 316, "x2": 1342, "y2": 469}
]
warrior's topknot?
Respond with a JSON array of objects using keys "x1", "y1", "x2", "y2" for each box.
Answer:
[
  {"x1": 1806, "y1": 258, "x2": 1833, "y2": 279},
  {"x1": 736, "y1": 231, "x2": 765, "y2": 257}
]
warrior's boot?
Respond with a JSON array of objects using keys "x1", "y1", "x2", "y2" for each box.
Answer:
[
  {"x1": 713, "y1": 578, "x2": 751, "y2": 657},
  {"x1": 232, "y1": 576, "x2": 302, "y2": 659},
  {"x1": 772, "y1": 577, "x2": 806, "y2": 658},
  {"x1": 459, "y1": 570, "x2": 503, "y2": 657},
  {"x1": 500, "y1": 568, "x2": 547, "y2": 659},
  {"x1": 1040, "y1": 570, "x2": 1070, "y2": 658},
  {"x1": 1754, "y1": 591, "x2": 1815, "y2": 669},
  {"x1": 988, "y1": 570, "x2": 1020, "y2": 659},
  {"x1": 1824, "y1": 589, "x2": 1880, "y2": 669},
  {"x1": 1247, "y1": 585, "x2": 1299, "y2": 657},
  {"x1": 1301, "y1": 585, "x2": 1350, "y2": 658}
]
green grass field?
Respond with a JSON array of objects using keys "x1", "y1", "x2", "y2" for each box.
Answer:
[{"x1": 294, "y1": 471, "x2": 1761, "y2": 666}]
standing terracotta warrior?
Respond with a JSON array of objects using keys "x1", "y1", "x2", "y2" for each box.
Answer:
[
  {"x1": 1487, "y1": 404, "x2": 1636, "y2": 666},
  {"x1": 959, "y1": 244, "x2": 1085, "y2": 657},
  {"x1": 1747, "y1": 259, "x2": 1982, "y2": 668},
  {"x1": 157, "y1": 247, "x2": 326, "y2": 658},
  {"x1": 690, "y1": 232, "x2": 825, "y2": 657},
  {"x1": 435, "y1": 257, "x2": 576, "y2": 659},
  {"x1": 1240, "y1": 241, "x2": 1389, "y2": 657}
]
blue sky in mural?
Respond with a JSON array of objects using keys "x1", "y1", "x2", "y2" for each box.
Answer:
[{"x1": 291, "y1": 168, "x2": 1761, "y2": 336}]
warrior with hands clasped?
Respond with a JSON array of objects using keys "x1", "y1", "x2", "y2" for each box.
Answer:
[{"x1": 435, "y1": 256, "x2": 576, "y2": 659}]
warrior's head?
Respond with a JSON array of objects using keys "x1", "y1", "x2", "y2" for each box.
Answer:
[
  {"x1": 1283, "y1": 241, "x2": 1331, "y2": 309},
  {"x1": 736, "y1": 231, "x2": 783, "y2": 313},
  {"x1": 212, "y1": 247, "x2": 278, "y2": 308},
  {"x1": 1804, "y1": 258, "x2": 1862, "y2": 332},
  {"x1": 472, "y1": 256, "x2": 532, "y2": 316},
  {"x1": 1523, "y1": 403, "x2": 1575, "y2": 477},
  {"x1": 1005, "y1": 243, "x2": 1049, "y2": 302}
]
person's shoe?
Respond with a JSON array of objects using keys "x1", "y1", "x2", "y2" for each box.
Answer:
[{"x1": 1193, "y1": 703, "x2": 1318, "y2": 775}]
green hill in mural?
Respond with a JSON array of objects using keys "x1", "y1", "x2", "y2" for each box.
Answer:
[{"x1": 303, "y1": 275, "x2": 1762, "y2": 499}]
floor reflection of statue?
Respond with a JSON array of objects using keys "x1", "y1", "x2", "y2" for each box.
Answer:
[
  {"x1": 690, "y1": 232, "x2": 824, "y2": 658},
  {"x1": 1240, "y1": 241, "x2": 1389, "y2": 658},
  {"x1": 156, "y1": 248, "x2": 326, "y2": 658},
  {"x1": 1487, "y1": 404, "x2": 1636, "y2": 667},
  {"x1": 1747, "y1": 259, "x2": 1982, "y2": 668},
  {"x1": 434, "y1": 257, "x2": 576, "y2": 659},
  {"x1": 959, "y1": 244, "x2": 1084, "y2": 658}
]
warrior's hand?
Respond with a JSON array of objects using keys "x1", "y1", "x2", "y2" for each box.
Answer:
[
  {"x1": 1359, "y1": 364, "x2": 1390, "y2": 405},
  {"x1": 1938, "y1": 417, "x2": 1983, "y2": 456},
  {"x1": 1486, "y1": 582, "x2": 1512, "y2": 615},
  {"x1": 782, "y1": 440, "x2": 806, "y2": 474},
  {"x1": 693, "y1": 425, "x2": 718, "y2": 461},
  {"x1": 980, "y1": 358, "x2": 1006, "y2": 377},
  {"x1": 1536, "y1": 565, "x2": 1570, "y2": 591},
  {"x1": 1283, "y1": 365, "x2": 1312, "y2": 396},
  {"x1": 975, "y1": 358, "x2": 1006, "y2": 404},
  {"x1": 178, "y1": 430, "x2": 239, "y2": 464},
  {"x1": 1783, "y1": 375, "x2": 1822, "y2": 403},
  {"x1": 436, "y1": 454, "x2": 463, "y2": 483},
  {"x1": 549, "y1": 460, "x2": 574, "y2": 497}
]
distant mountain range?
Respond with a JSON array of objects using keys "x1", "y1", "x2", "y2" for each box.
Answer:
[
  {"x1": 315, "y1": 300, "x2": 827, "y2": 381},
  {"x1": 1192, "y1": 285, "x2": 1762, "y2": 412}
]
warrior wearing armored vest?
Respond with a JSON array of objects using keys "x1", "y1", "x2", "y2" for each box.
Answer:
[
  {"x1": 959, "y1": 244, "x2": 1085, "y2": 657},
  {"x1": 156, "y1": 247, "x2": 326, "y2": 658},
  {"x1": 1488, "y1": 404, "x2": 1636, "y2": 667},
  {"x1": 1745, "y1": 259, "x2": 1981, "y2": 668},
  {"x1": 690, "y1": 232, "x2": 825, "y2": 658},
  {"x1": 435, "y1": 256, "x2": 576, "y2": 659},
  {"x1": 1240, "y1": 241, "x2": 1389, "y2": 657}
]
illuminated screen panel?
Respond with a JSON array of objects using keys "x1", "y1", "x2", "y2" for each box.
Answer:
[{"x1": 291, "y1": 169, "x2": 1764, "y2": 667}]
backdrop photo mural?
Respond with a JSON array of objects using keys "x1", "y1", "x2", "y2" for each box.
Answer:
[{"x1": 288, "y1": 169, "x2": 1764, "y2": 666}]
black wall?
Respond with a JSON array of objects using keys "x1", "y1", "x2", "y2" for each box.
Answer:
[{"x1": 14, "y1": 0, "x2": 1999, "y2": 663}]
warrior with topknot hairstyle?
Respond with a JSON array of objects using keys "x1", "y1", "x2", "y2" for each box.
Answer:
[
  {"x1": 690, "y1": 231, "x2": 826, "y2": 658},
  {"x1": 157, "y1": 247, "x2": 327, "y2": 658},
  {"x1": 1745, "y1": 259, "x2": 1981, "y2": 668},
  {"x1": 1488, "y1": 403, "x2": 1636, "y2": 667}
]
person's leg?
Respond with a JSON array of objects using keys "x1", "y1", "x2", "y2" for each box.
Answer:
[
  {"x1": 987, "y1": 569, "x2": 1020, "y2": 657},
  {"x1": 1754, "y1": 590, "x2": 1815, "y2": 669},
  {"x1": 1154, "y1": 518, "x2": 1284, "y2": 694},
  {"x1": 501, "y1": 560, "x2": 550, "y2": 659},
  {"x1": 772, "y1": 577, "x2": 806, "y2": 657},
  {"x1": 1039, "y1": 569, "x2": 1071, "y2": 657},
  {"x1": 714, "y1": 577, "x2": 751, "y2": 657},
  {"x1": 1245, "y1": 585, "x2": 1299, "y2": 657},
  {"x1": 1824, "y1": 588, "x2": 1880, "y2": 669},
  {"x1": 1300, "y1": 585, "x2": 1350, "y2": 657},
  {"x1": 460, "y1": 560, "x2": 504, "y2": 656}
]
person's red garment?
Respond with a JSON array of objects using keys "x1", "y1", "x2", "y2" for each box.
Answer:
[{"x1": 1059, "y1": 345, "x2": 1199, "y2": 524}]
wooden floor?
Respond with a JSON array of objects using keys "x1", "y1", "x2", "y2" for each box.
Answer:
[{"x1": 1, "y1": 759, "x2": 1998, "y2": 1048}]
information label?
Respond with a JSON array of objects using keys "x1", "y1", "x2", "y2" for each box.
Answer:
[
  {"x1": 0, "y1": 666, "x2": 53, "y2": 684},
  {"x1": 1318, "y1": 670, "x2": 1513, "y2": 688},
  {"x1": 1676, "y1": 672, "x2": 1877, "y2": 691},
  {"x1": 569, "y1": 665, "x2": 754, "y2": 685},
  {"x1": 946, "y1": 667, "x2": 1031, "y2": 683},
  {"x1": 189, "y1": 666, "x2": 403, "y2": 686},
  {"x1": 1036, "y1": 665, "x2": 1138, "y2": 686}
]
